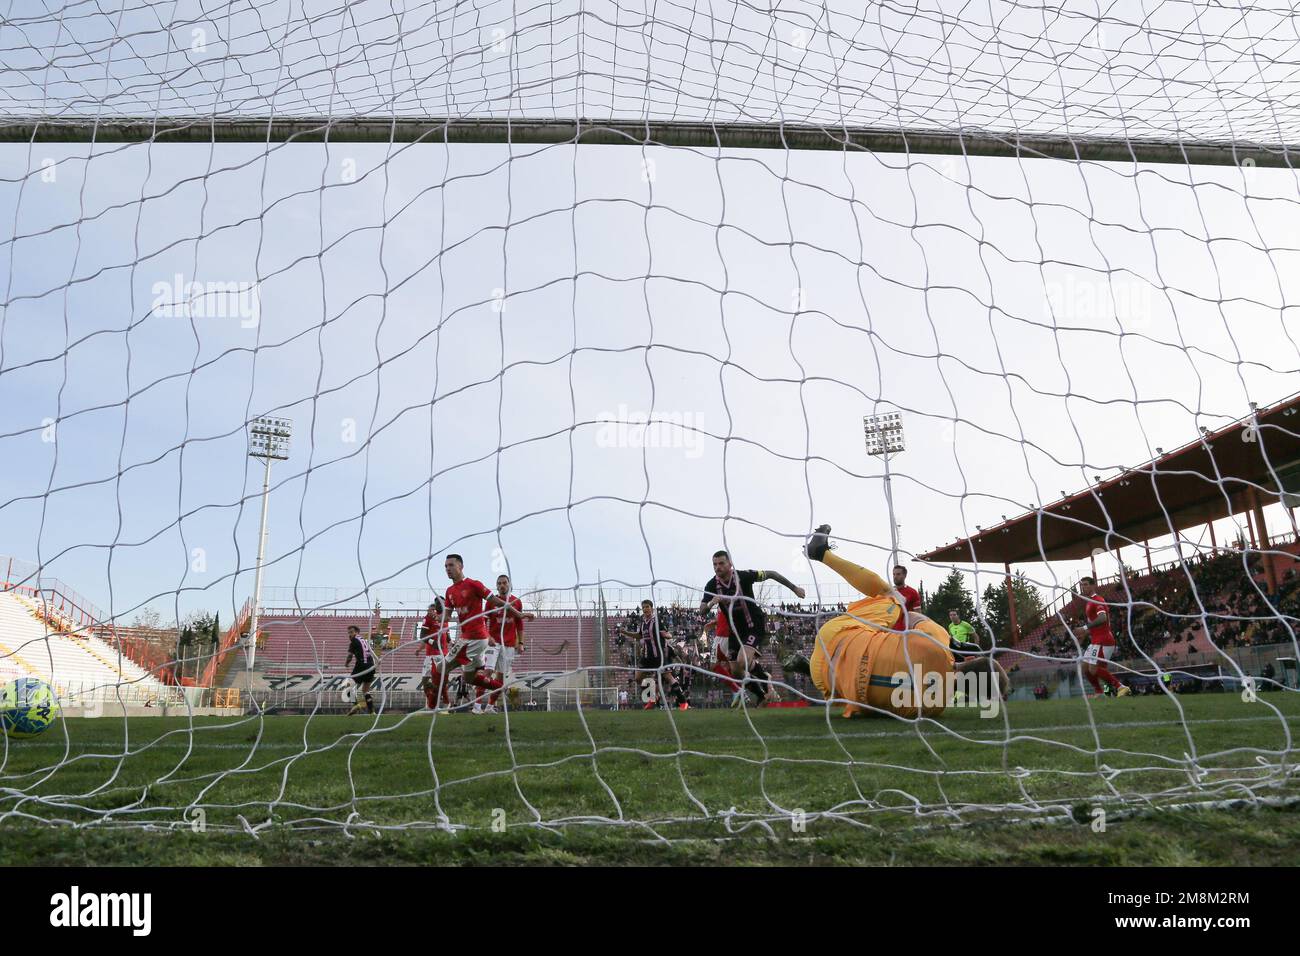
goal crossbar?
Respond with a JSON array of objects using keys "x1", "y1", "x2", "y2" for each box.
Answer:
[{"x1": 1, "y1": 117, "x2": 1294, "y2": 167}]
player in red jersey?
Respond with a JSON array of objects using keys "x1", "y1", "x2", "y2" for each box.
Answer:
[
  {"x1": 702, "y1": 611, "x2": 742, "y2": 705},
  {"x1": 1074, "y1": 576, "x2": 1130, "y2": 698},
  {"x1": 892, "y1": 565, "x2": 922, "y2": 614},
  {"x1": 417, "y1": 598, "x2": 450, "y2": 710},
  {"x1": 481, "y1": 574, "x2": 532, "y2": 712},
  {"x1": 423, "y1": 554, "x2": 527, "y2": 713}
]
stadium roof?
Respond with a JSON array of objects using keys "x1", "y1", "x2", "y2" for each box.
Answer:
[{"x1": 919, "y1": 392, "x2": 1300, "y2": 566}]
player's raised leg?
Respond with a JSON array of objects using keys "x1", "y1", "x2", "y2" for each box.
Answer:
[
  {"x1": 441, "y1": 554, "x2": 517, "y2": 713},
  {"x1": 804, "y1": 524, "x2": 893, "y2": 597},
  {"x1": 795, "y1": 523, "x2": 955, "y2": 719}
]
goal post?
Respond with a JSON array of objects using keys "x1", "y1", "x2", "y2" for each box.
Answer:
[
  {"x1": 1, "y1": 116, "x2": 1293, "y2": 167},
  {"x1": 546, "y1": 686, "x2": 617, "y2": 712}
]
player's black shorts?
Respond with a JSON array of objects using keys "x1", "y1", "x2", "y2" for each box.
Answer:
[
  {"x1": 727, "y1": 630, "x2": 764, "y2": 659},
  {"x1": 351, "y1": 665, "x2": 376, "y2": 683},
  {"x1": 638, "y1": 656, "x2": 662, "y2": 671}
]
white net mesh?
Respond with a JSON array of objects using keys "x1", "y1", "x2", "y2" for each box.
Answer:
[
  {"x1": 0, "y1": 1, "x2": 1298, "y2": 847},
  {"x1": 4, "y1": 0, "x2": 1300, "y2": 144}
]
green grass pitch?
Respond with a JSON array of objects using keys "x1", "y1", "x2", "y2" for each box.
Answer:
[{"x1": 2, "y1": 693, "x2": 1299, "y2": 865}]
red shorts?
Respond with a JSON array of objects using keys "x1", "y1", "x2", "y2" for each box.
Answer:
[
  {"x1": 422, "y1": 647, "x2": 470, "y2": 673},
  {"x1": 1083, "y1": 641, "x2": 1115, "y2": 664}
]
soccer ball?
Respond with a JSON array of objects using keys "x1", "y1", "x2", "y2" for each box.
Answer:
[{"x1": 0, "y1": 678, "x2": 61, "y2": 738}]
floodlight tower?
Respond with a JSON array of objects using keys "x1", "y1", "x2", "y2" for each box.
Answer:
[
  {"x1": 863, "y1": 412, "x2": 906, "y2": 562},
  {"x1": 246, "y1": 416, "x2": 292, "y2": 678}
]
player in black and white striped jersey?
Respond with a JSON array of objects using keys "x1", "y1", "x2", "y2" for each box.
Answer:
[
  {"x1": 344, "y1": 625, "x2": 377, "y2": 715},
  {"x1": 620, "y1": 600, "x2": 688, "y2": 710}
]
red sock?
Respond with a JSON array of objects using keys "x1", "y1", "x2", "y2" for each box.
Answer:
[
  {"x1": 1086, "y1": 671, "x2": 1103, "y2": 694},
  {"x1": 714, "y1": 663, "x2": 740, "y2": 692},
  {"x1": 474, "y1": 673, "x2": 503, "y2": 696},
  {"x1": 1096, "y1": 664, "x2": 1122, "y2": 690}
]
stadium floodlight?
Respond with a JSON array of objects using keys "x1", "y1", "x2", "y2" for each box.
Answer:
[
  {"x1": 864, "y1": 412, "x2": 906, "y2": 554},
  {"x1": 245, "y1": 417, "x2": 292, "y2": 677},
  {"x1": 863, "y1": 412, "x2": 906, "y2": 459},
  {"x1": 249, "y1": 416, "x2": 292, "y2": 461}
]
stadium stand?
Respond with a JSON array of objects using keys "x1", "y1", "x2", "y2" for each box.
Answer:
[
  {"x1": 995, "y1": 543, "x2": 1299, "y2": 697},
  {"x1": 257, "y1": 608, "x2": 600, "y2": 676},
  {"x1": 1018, "y1": 546, "x2": 1299, "y2": 657},
  {"x1": 0, "y1": 591, "x2": 180, "y2": 705}
]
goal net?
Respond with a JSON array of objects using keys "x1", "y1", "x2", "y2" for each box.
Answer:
[
  {"x1": 0, "y1": 0, "x2": 1298, "y2": 845},
  {"x1": 546, "y1": 688, "x2": 617, "y2": 712}
]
